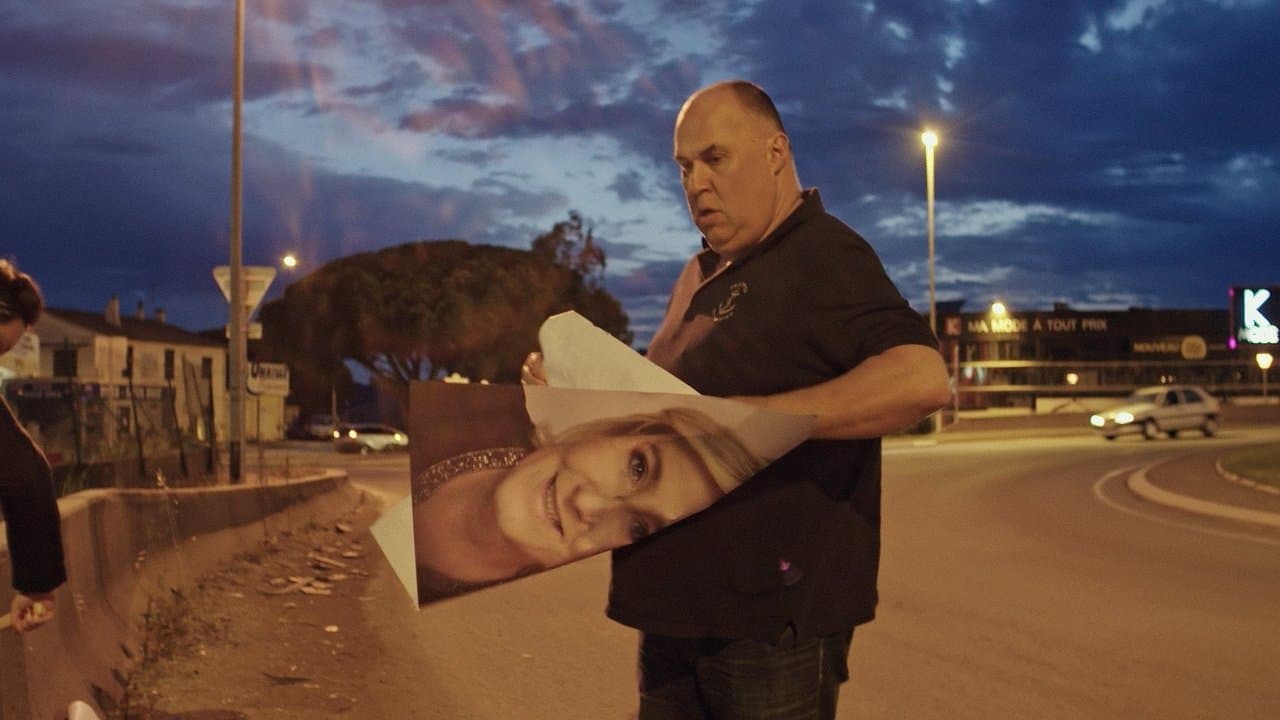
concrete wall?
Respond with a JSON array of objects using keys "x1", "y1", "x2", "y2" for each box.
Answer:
[{"x1": 0, "y1": 472, "x2": 358, "y2": 720}]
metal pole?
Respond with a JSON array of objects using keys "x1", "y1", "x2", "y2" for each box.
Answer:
[
  {"x1": 228, "y1": 0, "x2": 245, "y2": 483},
  {"x1": 951, "y1": 341, "x2": 960, "y2": 427},
  {"x1": 925, "y1": 140, "x2": 938, "y2": 433}
]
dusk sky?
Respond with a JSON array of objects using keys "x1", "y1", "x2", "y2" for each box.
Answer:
[{"x1": 2, "y1": 0, "x2": 1276, "y2": 346}]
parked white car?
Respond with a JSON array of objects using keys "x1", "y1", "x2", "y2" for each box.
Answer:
[
  {"x1": 305, "y1": 414, "x2": 338, "y2": 440},
  {"x1": 1089, "y1": 385, "x2": 1221, "y2": 440},
  {"x1": 332, "y1": 423, "x2": 409, "y2": 454}
]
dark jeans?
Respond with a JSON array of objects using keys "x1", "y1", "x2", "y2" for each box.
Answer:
[{"x1": 637, "y1": 626, "x2": 854, "y2": 720}]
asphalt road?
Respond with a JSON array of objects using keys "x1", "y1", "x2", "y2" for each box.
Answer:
[{"x1": 269, "y1": 428, "x2": 1280, "y2": 719}]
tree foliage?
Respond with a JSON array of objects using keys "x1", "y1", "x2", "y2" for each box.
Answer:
[
  {"x1": 258, "y1": 216, "x2": 631, "y2": 415},
  {"x1": 530, "y1": 210, "x2": 606, "y2": 288}
]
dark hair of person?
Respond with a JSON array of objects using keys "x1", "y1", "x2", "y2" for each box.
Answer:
[
  {"x1": 0, "y1": 258, "x2": 45, "y2": 325},
  {"x1": 725, "y1": 80, "x2": 786, "y2": 134}
]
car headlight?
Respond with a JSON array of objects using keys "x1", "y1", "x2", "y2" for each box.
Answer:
[
  {"x1": 1090, "y1": 415, "x2": 1105, "y2": 427},
  {"x1": 332, "y1": 429, "x2": 340, "y2": 439},
  {"x1": 1115, "y1": 412, "x2": 1134, "y2": 424},
  {"x1": 348, "y1": 429, "x2": 358, "y2": 438}
]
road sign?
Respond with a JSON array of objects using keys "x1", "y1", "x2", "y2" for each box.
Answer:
[
  {"x1": 224, "y1": 322, "x2": 262, "y2": 340},
  {"x1": 247, "y1": 361, "x2": 290, "y2": 396},
  {"x1": 213, "y1": 265, "x2": 277, "y2": 315}
]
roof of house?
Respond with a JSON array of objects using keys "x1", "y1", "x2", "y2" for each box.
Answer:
[{"x1": 46, "y1": 307, "x2": 226, "y2": 348}]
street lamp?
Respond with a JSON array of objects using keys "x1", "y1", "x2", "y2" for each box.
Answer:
[
  {"x1": 922, "y1": 130, "x2": 938, "y2": 433},
  {"x1": 1258, "y1": 352, "x2": 1274, "y2": 399},
  {"x1": 922, "y1": 130, "x2": 938, "y2": 339},
  {"x1": 281, "y1": 253, "x2": 298, "y2": 269},
  {"x1": 991, "y1": 301, "x2": 1007, "y2": 317}
]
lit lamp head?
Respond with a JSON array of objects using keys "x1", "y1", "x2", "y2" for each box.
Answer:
[
  {"x1": 1258, "y1": 352, "x2": 1275, "y2": 371},
  {"x1": 281, "y1": 253, "x2": 299, "y2": 269},
  {"x1": 990, "y1": 301, "x2": 1007, "y2": 317},
  {"x1": 1066, "y1": 372, "x2": 1080, "y2": 386},
  {"x1": 921, "y1": 130, "x2": 938, "y2": 149}
]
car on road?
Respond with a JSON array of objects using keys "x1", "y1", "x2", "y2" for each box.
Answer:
[
  {"x1": 1089, "y1": 384, "x2": 1221, "y2": 441},
  {"x1": 332, "y1": 423, "x2": 409, "y2": 454},
  {"x1": 304, "y1": 414, "x2": 338, "y2": 440}
]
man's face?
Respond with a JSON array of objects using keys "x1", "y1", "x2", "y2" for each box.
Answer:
[
  {"x1": 673, "y1": 91, "x2": 779, "y2": 260},
  {"x1": 493, "y1": 433, "x2": 721, "y2": 567}
]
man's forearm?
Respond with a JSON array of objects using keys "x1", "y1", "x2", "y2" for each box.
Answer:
[{"x1": 739, "y1": 343, "x2": 952, "y2": 440}]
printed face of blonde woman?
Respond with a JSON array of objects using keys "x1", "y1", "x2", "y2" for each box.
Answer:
[{"x1": 492, "y1": 432, "x2": 721, "y2": 567}]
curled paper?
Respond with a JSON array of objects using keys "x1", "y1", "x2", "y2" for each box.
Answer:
[{"x1": 372, "y1": 313, "x2": 813, "y2": 606}]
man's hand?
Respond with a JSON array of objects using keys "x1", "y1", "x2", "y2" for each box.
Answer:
[
  {"x1": 521, "y1": 352, "x2": 548, "y2": 386},
  {"x1": 11, "y1": 591, "x2": 56, "y2": 633}
]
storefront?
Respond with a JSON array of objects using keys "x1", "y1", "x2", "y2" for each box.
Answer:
[{"x1": 938, "y1": 305, "x2": 1269, "y2": 409}]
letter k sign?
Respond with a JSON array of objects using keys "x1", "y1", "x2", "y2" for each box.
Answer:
[{"x1": 1244, "y1": 288, "x2": 1272, "y2": 328}]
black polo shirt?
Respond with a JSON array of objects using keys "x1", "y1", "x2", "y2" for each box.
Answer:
[{"x1": 606, "y1": 189, "x2": 937, "y2": 642}]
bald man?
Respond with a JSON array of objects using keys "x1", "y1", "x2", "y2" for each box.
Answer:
[{"x1": 527, "y1": 80, "x2": 950, "y2": 718}]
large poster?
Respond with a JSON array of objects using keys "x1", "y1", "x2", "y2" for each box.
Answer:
[{"x1": 372, "y1": 313, "x2": 813, "y2": 606}]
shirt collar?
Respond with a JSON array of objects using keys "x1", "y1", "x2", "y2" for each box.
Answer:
[{"x1": 697, "y1": 188, "x2": 824, "y2": 275}]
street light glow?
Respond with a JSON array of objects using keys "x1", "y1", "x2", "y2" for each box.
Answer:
[
  {"x1": 281, "y1": 253, "x2": 298, "y2": 269},
  {"x1": 991, "y1": 301, "x2": 1008, "y2": 316},
  {"x1": 922, "y1": 127, "x2": 939, "y2": 434}
]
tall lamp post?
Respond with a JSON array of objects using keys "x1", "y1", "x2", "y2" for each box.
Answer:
[
  {"x1": 227, "y1": 0, "x2": 246, "y2": 482},
  {"x1": 922, "y1": 129, "x2": 939, "y2": 432},
  {"x1": 1258, "y1": 352, "x2": 1274, "y2": 400}
]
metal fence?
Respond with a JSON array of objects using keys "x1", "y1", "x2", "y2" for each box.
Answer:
[{"x1": 3, "y1": 378, "x2": 216, "y2": 494}]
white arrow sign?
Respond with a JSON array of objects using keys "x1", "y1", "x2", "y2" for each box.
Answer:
[{"x1": 213, "y1": 265, "x2": 277, "y2": 316}]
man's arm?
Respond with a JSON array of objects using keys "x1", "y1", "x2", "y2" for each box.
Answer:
[
  {"x1": 527, "y1": 342, "x2": 951, "y2": 440},
  {"x1": 739, "y1": 343, "x2": 951, "y2": 440}
]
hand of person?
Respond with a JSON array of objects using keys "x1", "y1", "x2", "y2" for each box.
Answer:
[
  {"x1": 521, "y1": 352, "x2": 548, "y2": 386},
  {"x1": 11, "y1": 591, "x2": 56, "y2": 633}
]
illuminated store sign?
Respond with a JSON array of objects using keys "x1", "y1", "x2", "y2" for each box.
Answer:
[
  {"x1": 1230, "y1": 286, "x2": 1279, "y2": 348},
  {"x1": 964, "y1": 315, "x2": 1109, "y2": 335},
  {"x1": 1131, "y1": 335, "x2": 1208, "y2": 359}
]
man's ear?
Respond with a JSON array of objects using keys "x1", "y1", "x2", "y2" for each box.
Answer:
[{"x1": 766, "y1": 132, "x2": 791, "y2": 175}]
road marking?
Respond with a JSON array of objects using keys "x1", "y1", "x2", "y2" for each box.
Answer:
[{"x1": 1092, "y1": 463, "x2": 1280, "y2": 546}]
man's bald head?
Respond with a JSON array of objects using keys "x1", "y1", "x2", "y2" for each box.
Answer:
[
  {"x1": 673, "y1": 81, "x2": 803, "y2": 261},
  {"x1": 680, "y1": 80, "x2": 785, "y2": 137}
]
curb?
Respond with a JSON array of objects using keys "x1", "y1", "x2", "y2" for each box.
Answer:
[
  {"x1": 0, "y1": 471, "x2": 357, "y2": 720},
  {"x1": 1214, "y1": 457, "x2": 1280, "y2": 496},
  {"x1": 1127, "y1": 462, "x2": 1280, "y2": 529}
]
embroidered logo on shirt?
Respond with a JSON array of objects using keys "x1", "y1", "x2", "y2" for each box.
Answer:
[{"x1": 712, "y1": 282, "x2": 748, "y2": 322}]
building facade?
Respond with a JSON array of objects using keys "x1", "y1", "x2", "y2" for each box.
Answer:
[
  {"x1": 939, "y1": 305, "x2": 1269, "y2": 409},
  {"x1": 0, "y1": 297, "x2": 289, "y2": 486}
]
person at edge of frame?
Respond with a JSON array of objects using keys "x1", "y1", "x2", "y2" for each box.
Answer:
[
  {"x1": 0, "y1": 258, "x2": 68, "y2": 633},
  {"x1": 523, "y1": 80, "x2": 951, "y2": 719}
]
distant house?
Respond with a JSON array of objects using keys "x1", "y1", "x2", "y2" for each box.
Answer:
[{"x1": 2, "y1": 297, "x2": 229, "y2": 462}]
